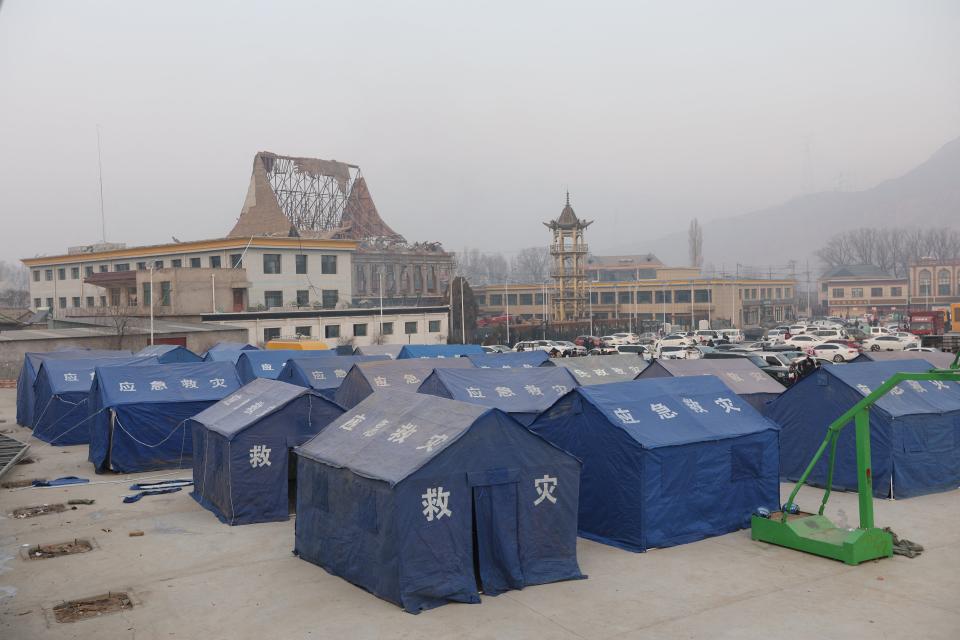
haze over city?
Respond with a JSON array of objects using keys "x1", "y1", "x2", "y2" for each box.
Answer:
[{"x1": 1, "y1": 0, "x2": 958, "y2": 265}]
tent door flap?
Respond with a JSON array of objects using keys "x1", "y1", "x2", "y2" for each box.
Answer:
[{"x1": 472, "y1": 482, "x2": 524, "y2": 596}]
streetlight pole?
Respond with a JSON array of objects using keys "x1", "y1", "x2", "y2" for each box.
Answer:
[
  {"x1": 459, "y1": 277, "x2": 466, "y2": 345},
  {"x1": 505, "y1": 281, "x2": 510, "y2": 346},
  {"x1": 149, "y1": 265, "x2": 155, "y2": 345},
  {"x1": 588, "y1": 280, "x2": 594, "y2": 336}
]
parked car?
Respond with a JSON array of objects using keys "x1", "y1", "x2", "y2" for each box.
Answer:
[
  {"x1": 574, "y1": 335, "x2": 603, "y2": 348},
  {"x1": 788, "y1": 324, "x2": 808, "y2": 335},
  {"x1": 812, "y1": 329, "x2": 848, "y2": 342},
  {"x1": 862, "y1": 335, "x2": 918, "y2": 352},
  {"x1": 657, "y1": 334, "x2": 696, "y2": 348},
  {"x1": 656, "y1": 345, "x2": 701, "y2": 360},
  {"x1": 611, "y1": 332, "x2": 640, "y2": 345},
  {"x1": 765, "y1": 329, "x2": 788, "y2": 344},
  {"x1": 812, "y1": 342, "x2": 860, "y2": 362},
  {"x1": 890, "y1": 331, "x2": 919, "y2": 343},
  {"x1": 693, "y1": 329, "x2": 721, "y2": 344},
  {"x1": 719, "y1": 329, "x2": 744, "y2": 343},
  {"x1": 744, "y1": 353, "x2": 796, "y2": 385},
  {"x1": 636, "y1": 332, "x2": 659, "y2": 345},
  {"x1": 514, "y1": 340, "x2": 574, "y2": 356},
  {"x1": 554, "y1": 340, "x2": 586, "y2": 356},
  {"x1": 615, "y1": 344, "x2": 652, "y2": 360},
  {"x1": 481, "y1": 345, "x2": 511, "y2": 353},
  {"x1": 868, "y1": 326, "x2": 891, "y2": 336},
  {"x1": 904, "y1": 346, "x2": 938, "y2": 352},
  {"x1": 785, "y1": 334, "x2": 825, "y2": 351},
  {"x1": 845, "y1": 327, "x2": 868, "y2": 341},
  {"x1": 599, "y1": 335, "x2": 618, "y2": 347}
]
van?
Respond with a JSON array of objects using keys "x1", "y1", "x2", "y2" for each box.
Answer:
[
  {"x1": 720, "y1": 329, "x2": 744, "y2": 343},
  {"x1": 868, "y1": 326, "x2": 890, "y2": 336}
]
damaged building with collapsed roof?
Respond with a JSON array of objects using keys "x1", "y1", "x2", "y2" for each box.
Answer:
[{"x1": 229, "y1": 152, "x2": 454, "y2": 307}]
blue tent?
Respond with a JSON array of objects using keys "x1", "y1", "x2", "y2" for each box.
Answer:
[
  {"x1": 235, "y1": 350, "x2": 316, "y2": 383},
  {"x1": 353, "y1": 344, "x2": 402, "y2": 358},
  {"x1": 418, "y1": 367, "x2": 580, "y2": 426},
  {"x1": 553, "y1": 355, "x2": 648, "y2": 385},
  {"x1": 851, "y1": 350, "x2": 957, "y2": 368},
  {"x1": 295, "y1": 390, "x2": 584, "y2": 613},
  {"x1": 276, "y1": 355, "x2": 390, "y2": 400},
  {"x1": 135, "y1": 344, "x2": 202, "y2": 363},
  {"x1": 396, "y1": 344, "x2": 485, "y2": 359},
  {"x1": 466, "y1": 351, "x2": 554, "y2": 369},
  {"x1": 31, "y1": 356, "x2": 156, "y2": 445},
  {"x1": 190, "y1": 378, "x2": 344, "y2": 525},
  {"x1": 637, "y1": 358, "x2": 784, "y2": 412},
  {"x1": 88, "y1": 362, "x2": 242, "y2": 473},
  {"x1": 766, "y1": 359, "x2": 960, "y2": 498},
  {"x1": 334, "y1": 357, "x2": 476, "y2": 409},
  {"x1": 530, "y1": 376, "x2": 780, "y2": 552},
  {"x1": 16, "y1": 350, "x2": 133, "y2": 427},
  {"x1": 203, "y1": 343, "x2": 261, "y2": 364}
]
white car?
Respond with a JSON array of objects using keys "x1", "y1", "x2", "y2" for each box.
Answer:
[
  {"x1": 785, "y1": 334, "x2": 825, "y2": 348},
  {"x1": 904, "y1": 346, "x2": 937, "y2": 352},
  {"x1": 657, "y1": 334, "x2": 696, "y2": 348},
  {"x1": 611, "y1": 332, "x2": 640, "y2": 345},
  {"x1": 868, "y1": 326, "x2": 890, "y2": 336},
  {"x1": 813, "y1": 342, "x2": 860, "y2": 363},
  {"x1": 812, "y1": 329, "x2": 847, "y2": 342},
  {"x1": 890, "y1": 331, "x2": 918, "y2": 343},
  {"x1": 693, "y1": 329, "x2": 721, "y2": 344},
  {"x1": 788, "y1": 324, "x2": 808, "y2": 335},
  {"x1": 514, "y1": 340, "x2": 574, "y2": 355},
  {"x1": 719, "y1": 329, "x2": 744, "y2": 343},
  {"x1": 863, "y1": 335, "x2": 918, "y2": 352},
  {"x1": 554, "y1": 340, "x2": 586, "y2": 356},
  {"x1": 765, "y1": 329, "x2": 788, "y2": 345},
  {"x1": 656, "y1": 345, "x2": 700, "y2": 360}
]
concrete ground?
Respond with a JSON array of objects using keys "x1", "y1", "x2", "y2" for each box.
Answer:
[{"x1": 0, "y1": 388, "x2": 957, "y2": 640}]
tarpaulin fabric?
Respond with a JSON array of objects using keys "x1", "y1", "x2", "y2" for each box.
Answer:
[
  {"x1": 851, "y1": 350, "x2": 958, "y2": 369},
  {"x1": 766, "y1": 359, "x2": 960, "y2": 498},
  {"x1": 295, "y1": 390, "x2": 583, "y2": 613},
  {"x1": 637, "y1": 358, "x2": 783, "y2": 412},
  {"x1": 205, "y1": 342, "x2": 259, "y2": 353},
  {"x1": 31, "y1": 356, "x2": 157, "y2": 445},
  {"x1": 334, "y1": 358, "x2": 475, "y2": 410},
  {"x1": 417, "y1": 367, "x2": 580, "y2": 426},
  {"x1": 396, "y1": 344, "x2": 485, "y2": 360},
  {"x1": 190, "y1": 378, "x2": 343, "y2": 525},
  {"x1": 235, "y1": 350, "x2": 317, "y2": 383},
  {"x1": 466, "y1": 351, "x2": 554, "y2": 369},
  {"x1": 553, "y1": 355, "x2": 647, "y2": 385},
  {"x1": 530, "y1": 376, "x2": 780, "y2": 552},
  {"x1": 203, "y1": 344, "x2": 262, "y2": 364},
  {"x1": 353, "y1": 344, "x2": 402, "y2": 359},
  {"x1": 16, "y1": 350, "x2": 132, "y2": 427},
  {"x1": 135, "y1": 344, "x2": 202, "y2": 363},
  {"x1": 88, "y1": 362, "x2": 241, "y2": 473},
  {"x1": 277, "y1": 355, "x2": 390, "y2": 400}
]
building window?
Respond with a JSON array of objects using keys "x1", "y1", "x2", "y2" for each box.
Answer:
[
  {"x1": 33, "y1": 297, "x2": 40, "y2": 308},
  {"x1": 171, "y1": 259, "x2": 182, "y2": 268},
  {"x1": 136, "y1": 262, "x2": 147, "y2": 271},
  {"x1": 918, "y1": 270, "x2": 932, "y2": 296},
  {"x1": 321, "y1": 289, "x2": 338, "y2": 309},
  {"x1": 694, "y1": 289, "x2": 710, "y2": 303},
  {"x1": 71, "y1": 296, "x2": 80, "y2": 308},
  {"x1": 618, "y1": 291, "x2": 632, "y2": 304},
  {"x1": 154, "y1": 260, "x2": 164, "y2": 269},
  {"x1": 71, "y1": 267, "x2": 80, "y2": 279},
  {"x1": 57, "y1": 268, "x2": 66, "y2": 280},
  {"x1": 775, "y1": 288, "x2": 782, "y2": 299},
  {"x1": 295, "y1": 254, "x2": 307, "y2": 274},
  {"x1": 601, "y1": 292, "x2": 616, "y2": 304},
  {"x1": 832, "y1": 288, "x2": 844, "y2": 298},
  {"x1": 295, "y1": 326, "x2": 312, "y2": 337},
  {"x1": 519, "y1": 293, "x2": 533, "y2": 305},
  {"x1": 851, "y1": 288, "x2": 863, "y2": 297},
  {"x1": 784, "y1": 287, "x2": 792, "y2": 298},
  {"x1": 381, "y1": 321, "x2": 394, "y2": 335},
  {"x1": 296, "y1": 290, "x2": 309, "y2": 306},
  {"x1": 33, "y1": 270, "x2": 40, "y2": 282},
  {"x1": 320, "y1": 255, "x2": 337, "y2": 274},
  {"x1": 428, "y1": 320, "x2": 441, "y2": 332},
  {"x1": 891, "y1": 287, "x2": 902, "y2": 297},
  {"x1": 44, "y1": 269, "x2": 52, "y2": 281},
  {"x1": 475, "y1": 295, "x2": 486, "y2": 305},
  {"x1": 264, "y1": 291, "x2": 283, "y2": 308},
  {"x1": 404, "y1": 321, "x2": 418, "y2": 334},
  {"x1": 489, "y1": 294, "x2": 502, "y2": 305},
  {"x1": 99, "y1": 295, "x2": 106, "y2": 307},
  {"x1": 263, "y1": 254, "x2": 282, "y2": 274},
  {"x1": 871, "y1": 287, "x2": 883, "y2": 297},
  {"x1": 427, "y1": 267, "x2": 436, "y2": 291},
  {"x1": 507, "y1": 294, "x2": 518, "y2": 306},
  {"x1": 324, "y1": 325, "x2": 340, "y2": 339},
  {"x1": 142, "y1": 282, "x2": 152, "y2": 306},
  {"x1": 45, "y1": 297, "x2": 54, "y2": 308},
  {"x1": 264, "y1": 327, "x2": 281, "y2": 342},
  {"x1": 110, "y1": 289, "x2": 121, "y2": 306},
  {"x1": 59, "y1": 297, "x2": 67, "y2": 309},
  {"x1": 127, "y1": 287, "x2": 138, "y2": 306},
  {"x1": 674, "y1": 290, "x2": 692, "y2": 303},
  {"x1": 189, "y1": 257, "x2": 201, "y2": 268},
  {"x1": 86, "y1": 296, "x2": 94, "y2": 308},
  {"x1": 637, "y1": 291, "x2": 653, "y2": 304},
  {"x1": 534, "y1": 293, "x2": 544, "y2": 305},
  {"x1": 655, "y1": 290, "x2": 672, "y2": 304},
  {"x1": 353, "y1": 323, "x2": 368, "y2": 337},
  {"x1": 159, "y1": 282, "x2": 171, "y2": 306},
  {"x1": 229, "y1": 254, "x2": 242, "y2": 268},
  {"x1": 209, "y1": 255, "x2": 222, "y2": 269},
  {"x1": 937, "y1": 270, "x2": 951, "y2": 296},
  {"x1": 115, "y1": 263, "x2": 130, "y2": 272}
]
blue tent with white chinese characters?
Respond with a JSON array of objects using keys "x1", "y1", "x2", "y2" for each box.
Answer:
[
  {"x1": 418, "y1": 367, "x2": 580, "y2": 426},
  {"x1": 189, "y1": 378, "x2": 344, "y2": 525},
  {"x1": 276, "y1": 355, "x2": 390, "y2": 400},
  {"x1": 553, "y1": 355, "x2": 648, "y2": 385},
  {"x1": 530, "y1": 376, "x2": 780, "y2": 552},
  {"x1": 135, "y1": 344, "x2": 202, "y2": 363},
  {"x1": 88, "y1": 362, "x2": 242, "y2": 473},
  {"x1": 16, "y1": 349, "x2": 132, "y2": 427},
  {"x1": 203, "y1": 343, "x2": 261, "y2": 364},
  {"x1": 31, "y1": 356, "x2": 157, "y2": 445},
  {"x1": 353, "y1": 344, "x2": 402, "y2": 358},
  {"x1": 850, "y1": 350, "x2": 957, "y2": 368},
  {"x1": 295, "y1": 390, "x2": 584, "y2": 613},
  {"x1": 637, "y1": 358, "x2": 784, "y2": 412},
  {"x1": 235, "y1": 350, "x2": 313, "y2": 383},
  {"x1": 396, "y1": 344, "x2": 485, "y2": 359},
  {"x1": 766, "y1": 359, "x2": 960, "y2": 498},
  {"x1": 466, "y1": 351, "x2": 554, "y2": 369},
  {"x1": 334, "y1": 357, "x2": 476, "y2": 409}
]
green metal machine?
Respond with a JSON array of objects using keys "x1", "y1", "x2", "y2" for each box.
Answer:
[{"x1": 752, "y1": 353, "x2": 960, "y2": 565}]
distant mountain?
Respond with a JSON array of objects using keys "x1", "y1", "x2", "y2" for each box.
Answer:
[{"x1": 624, "y1": 136, "x2": 960, "y2": 270}]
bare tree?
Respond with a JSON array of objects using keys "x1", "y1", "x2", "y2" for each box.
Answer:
[
  {"x1": 688, "y1": 219, "x2": 703, "y2": 268},
  {"x1": 817, "y1": 226, "x2": 960, "y2": 277},
  {"x1": 511, "y1": 247, "x2": 551, "y2": 283}
]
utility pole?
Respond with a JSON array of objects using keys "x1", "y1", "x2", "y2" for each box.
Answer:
[
  {"x1": 96, "y1": 125, "x2": 106, "y2": 242},
  {"x1": 460, "y1": 277, "x2": 466, "y2": 345},
  {"x1": 149, "y1": 265, "x2": 155, "y2": 345},
  {"x1": 505, "y1": 281, "x2": 510, "y2": 346}
]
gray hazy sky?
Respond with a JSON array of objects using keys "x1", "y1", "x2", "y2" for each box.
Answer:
[{"x1": 1, "y1": 1, "x2": 958, "y2": 264}]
